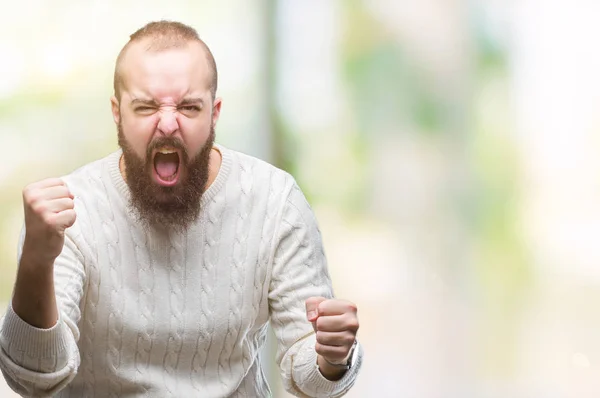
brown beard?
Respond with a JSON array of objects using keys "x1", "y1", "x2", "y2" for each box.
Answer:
[{"x1": 117, "y1": 122, "x2": 214, "y2": 232}]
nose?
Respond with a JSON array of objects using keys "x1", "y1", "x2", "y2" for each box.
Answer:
[{"x1": 157, "y1": 110, "x2": 179, "y2": 136}]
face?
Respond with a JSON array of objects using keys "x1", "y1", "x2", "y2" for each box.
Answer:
[{"x1": 111, "y1": 40, "x2": 222, "y2": 231}]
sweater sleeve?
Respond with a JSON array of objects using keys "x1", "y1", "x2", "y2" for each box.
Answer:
[
  {"x1": 0, "y1": 226, "x2": 85, "y2": 397},
  {"x1": 268, "y1": 182, "x2": 363, "y2": 398}
]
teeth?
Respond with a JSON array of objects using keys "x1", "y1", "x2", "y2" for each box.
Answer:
[{"x1": 157, "y1": 148, "x2": 177, "y2": 154}]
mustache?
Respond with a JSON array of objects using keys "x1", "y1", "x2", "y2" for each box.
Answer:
[{"x1": 146, "y1": 137, "x2": 189, "y2": 161}]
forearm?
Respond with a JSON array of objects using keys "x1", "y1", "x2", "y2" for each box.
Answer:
[
  {"x1": 0, "y1": 234, "x2": 84, "y2": 392},
  {"x1": 317, "y1": 354, "x2": 347, "y2": 381},
  {"x1": 12, "y1": 246, "x2": 58, "y2": 329}
]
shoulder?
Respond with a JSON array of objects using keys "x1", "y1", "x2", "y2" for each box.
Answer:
[
  {"x1": 60, "y1": 151, "x2": 119, "y2": 197},
  {"x1": 219, "y1": 144, "x2": 298, "y2": 196},
  {"x1": 59, "y1": 151, "x2": 120, "y2": 239}
]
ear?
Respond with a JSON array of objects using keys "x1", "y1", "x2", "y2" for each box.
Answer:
[
  {"x1": 211, "y1": 97, "x2": 222, "y2": 128},
  {"x1": 110, "y1": 95, "x2": 121, "y2": 125}
]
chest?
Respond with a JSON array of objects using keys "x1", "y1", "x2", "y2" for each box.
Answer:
[{"x1": 80, "y1": 221, "x2": 272, "y2": 363}]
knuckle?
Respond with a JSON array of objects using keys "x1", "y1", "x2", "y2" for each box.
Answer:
[
  {"x1": 22, "y1": 182, "x2": 36, "y2": 194},
  {"x1": 316, "y1": 317, "x2": 325, "y2": 330},
  {"x1": 315, "y1": 331, "x2": 324, "y2": 343},
  {"x1": 345, "y1": 334, "x2": 356, "y2": 345},
  {"x1": 66, "y1": 213, "x2": 77, "y2": 226},
  {"x1": 42, "y1": 213, "x2": 55, "y2": 226},
  {"x1": 345, "y1": 315, "x2": 359, "y2": 331},
  {"x1": 315, "y1": 343, "x2": 325, "y2": 356},
  {"x1": 23, "y1": 191, "x2": 38, "y2": 206},
  {"x1": 317, "y1": 302, "x2": 325, "y2": 313},
  {"x1": 346, "y1": 301, "x2": 358, "y2": 313},
  {"x1": 32, "y1": 202, "x2": 47, "y2": 214}
]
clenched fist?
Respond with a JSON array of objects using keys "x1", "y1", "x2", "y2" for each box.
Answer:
[
  {"x1": 305, "y1": 297, "x2": 359, "y2": 367},
  {"x1": 22, "y1": 178, "x2": 76, "y2": 263}
]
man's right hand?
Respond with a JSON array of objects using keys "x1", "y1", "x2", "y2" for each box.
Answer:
[
  {"x1": 10, "y1": 178, "x2": 75, "y2": 328},
  {"x1": 22, "y1": 178, "x2": 76, "y2": 264}
]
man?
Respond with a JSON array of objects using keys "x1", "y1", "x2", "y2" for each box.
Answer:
[{"x1": 0, "y1": 20, "x2": 362, "y2": 397}]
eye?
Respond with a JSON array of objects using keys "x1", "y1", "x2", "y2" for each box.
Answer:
[
  {"x1": 180, "y1": 105, "x2": 201, "y2": 112},
  {"x1": 135, "y1": 106, "x2": 156, "y2": 115},
  {"x1": 179, "y1": 105, "x2": 201, "y2": 117}
]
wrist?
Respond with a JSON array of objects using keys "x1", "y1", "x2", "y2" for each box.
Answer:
[
  {"x1": 316, "y1": 355, "x2": 347, "y2": 380},
  {"x1": 316, "y1": 340, "x2": 358, "y2": 380},
  {"x1": 20, "y1": 241, "x2": 57, "y2": 269},
  {"x1": 323, "y1": 355, "x2": 350, "y2": 368}
]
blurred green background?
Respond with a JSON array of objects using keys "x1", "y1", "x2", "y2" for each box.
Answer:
[{"x1": 2, "y1": 0, "x2": 600, "y2": 397}]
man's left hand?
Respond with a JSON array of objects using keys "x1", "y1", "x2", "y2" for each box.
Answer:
[{"x1": 305, "y1": 297, "x2": 359, "y2": 366}]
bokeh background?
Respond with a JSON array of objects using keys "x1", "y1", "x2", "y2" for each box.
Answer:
[{"x1": 2, "y1": 0, "x2": 600, "y2": 397}]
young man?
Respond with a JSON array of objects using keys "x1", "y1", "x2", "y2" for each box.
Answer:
[{"x1": 0, "y1": 21, "x2": 362, "y2": 397}]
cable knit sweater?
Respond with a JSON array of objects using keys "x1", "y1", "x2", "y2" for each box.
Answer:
[{"x1": 0, "y1": 145, "x2": 362, "y2": 397}]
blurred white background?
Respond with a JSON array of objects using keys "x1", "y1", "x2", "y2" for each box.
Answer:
[{"x1": 2, "y1": 1, "x2": 600, "y2": 397}]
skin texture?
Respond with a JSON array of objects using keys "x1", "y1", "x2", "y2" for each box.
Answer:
[{"x1": 112, "y1": 40, "x2": 222, "y2": 230}]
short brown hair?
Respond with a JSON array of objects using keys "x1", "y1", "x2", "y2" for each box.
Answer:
[{"x1": 113, "y1": 20, "x2": 218, "y2": 100}]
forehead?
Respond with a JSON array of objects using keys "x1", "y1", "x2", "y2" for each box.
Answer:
[{"x1": 120, "y1": 40, "x2": 211, "y2": 101}]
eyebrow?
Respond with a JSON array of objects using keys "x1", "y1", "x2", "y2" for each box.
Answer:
[
  {"x1": 179, "y1": 97, "x2": 204, "y2": 106},
  {"x1": 130, "y1": 98, "x2": 158, "y2": 107},
  {"x1": 130, "y1": 97, "x2": 204, "y2": 107}
]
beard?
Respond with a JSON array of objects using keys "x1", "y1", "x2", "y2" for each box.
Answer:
[{"x1": 117, "y1": 122, "x2": 215, "y2": 232}]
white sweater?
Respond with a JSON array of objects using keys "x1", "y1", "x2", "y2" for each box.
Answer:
[{"x1": 0, "y1": 145, "x2": 362, "y2": 397}]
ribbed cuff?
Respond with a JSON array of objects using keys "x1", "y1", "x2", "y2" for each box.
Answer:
[
  {"x1": 293, "y1": 336, "x2": 363, "y2": 397},
  {"x1": 0, "y1": 303, "x2": 69, "y2": 359}
]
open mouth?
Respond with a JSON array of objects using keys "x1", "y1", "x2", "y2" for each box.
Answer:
[{"x1": 152, "y1": 147, "x2": 181, "y2": 186}]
